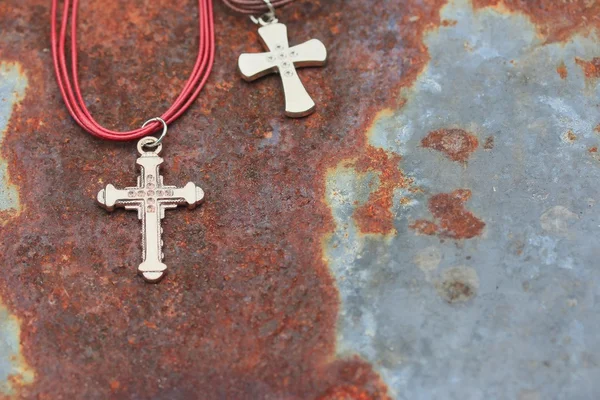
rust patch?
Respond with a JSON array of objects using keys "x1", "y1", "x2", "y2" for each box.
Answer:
[
  {"x1": 410, "y1": 220, "x2": 438, "y2": 236},
  {"x1": 557, "y1": 61, "x2": 568, "y2": 79},
  {"x1": 589, "y1": 146, "x2": 598, "y2": 153},
  {"x1": 473, "y1": 0, "x2": 600, "y2": 43},
  {"x1": 348, "y1": 146, "x2": 407, "y2": 235},
  {"x1": 412, "y1": 189, "x2": 485, "y2": 239},
  {"x1": 0, "y1": 0, "x2": 451, "y2": 397},
  {"x1": 441, "y1": 19, "x2": 458, "y2": 27},
  {"x1": 316, "y1": 358, "x2": 391, "y2": 400},
  {"x1": 595, "y1": 124, "x2": 600, "y2": 134},
  {"x1": 435, "y1": 267, "x2": 479, "y2": 304},
  {"x1": 438, "y1": 280, "x2": 474, "y2": 302},
  {"x1": 429, "y1": 189, "x2": 485, "y2": 239},
  {"x1": 575, "y1": 57, "x2": 600, "y2": 80},
  {"x1": 483, "y1": 136, "x2": 495, "y2": 150},
  {"x1": 421, "y1": 129, "x2": 479, "y2": 163},
  {"x1": 318, "y1": 386, "x2": 379, "y2": 400},
  {"x1": 563, "y1": 130, "x2": 577, "y2": 143}
]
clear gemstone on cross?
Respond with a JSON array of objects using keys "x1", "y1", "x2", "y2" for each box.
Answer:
[
  {"x1": 238, "y1": 23, "x2": 327, "y2": 118},
  {"x1": 96, "y1": 139, "x2": 204, "y2": 282}
]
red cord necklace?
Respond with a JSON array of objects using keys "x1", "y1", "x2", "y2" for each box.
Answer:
[
  {"x1": 51, "y1": 0, "x2": 215, "y2": 141},
  {"x1": 50, "y1": 0, "x2": 327, "y2": 282}
]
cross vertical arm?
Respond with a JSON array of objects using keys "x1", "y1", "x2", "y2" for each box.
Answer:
[
  {"x1": 258, "y1": 22, "x2": 289, "y2": 52},
  {"x1": 137, "y1": 155, "x2": 163, "y2": 186},
  {"x1": 279, "y1": 70, "x2": 317, "y2": 117},
  {"x1": 138, "y1": 206, "x2": 167, "y2": 283}
]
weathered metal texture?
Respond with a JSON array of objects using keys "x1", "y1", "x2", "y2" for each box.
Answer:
[{"x1": 0, "y1": 0, "x2": 599, "y2": 399}]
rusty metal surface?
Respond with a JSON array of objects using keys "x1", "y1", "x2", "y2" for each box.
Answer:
[{"x1": 0, "y1": 0, "x2": 599, "y2": 399}]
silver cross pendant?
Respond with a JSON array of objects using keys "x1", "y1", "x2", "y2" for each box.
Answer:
[
  {"x1": 238, "y1": 22, "x2": 327, "y2": 118},
  {"x1": 97, "y1": 137, "x2": 204, "y2": 283}
]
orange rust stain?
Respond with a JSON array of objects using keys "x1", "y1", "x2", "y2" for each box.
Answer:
[
  {"x1": 318, "y1": 385, "x2": 377, "y2": 400},
  {"x1": 483, "y1": 136, "x2": 495, "y2": 150},
  {"x1": 565, "y1": 130, "x2": 577, "y2": 142},
  {"x1": 473, "y1": 0, "x2": 600, "y2": 43},
  {"x1": 589, "y1": 147, "x2": 598, "y2": 153},
  {"x1": 109, "y1": 380, "x2": 121, "y2": 391},
  {"x1": 411, "y1": 189, "x2": 485, "y2": 239},
  {"x1": 410, "y1": 220, "x2": 438, "y2": 236},
  {"x1": 348, "y1": 146, "x2": 408, "y2": 235},
  {"x1": 557, "y1": 61, "x2": 568, "y2": 79},
  {"x1": 0, "y1": 0, "x2": 453, "y2": 397},
  {"x1": 316, "y1": 358, "x2": 391, "y2": 400},
  {"x1": 441, "y1": 19, "x2": 458, "y2": 27},
  {"x1": 430, "y1": 189, "x2": 485, "y2": 239},
  {"x1": 421, "y1": 129, "x2": 479, "y2": 162},
  {"x1": 143, "y1": 320, "x2": 158, "y2": 329},
  {"x1": 575, "y1": 57, "x2": 600, "y2": 79}
]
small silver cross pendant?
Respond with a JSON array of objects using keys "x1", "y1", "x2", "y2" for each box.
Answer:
[
  {"x1": 238, "y1": 22, "x2": 327, "y2": 118},
  {"x1": 97, "y1": 137, "x2": 204, "y2": 283}
]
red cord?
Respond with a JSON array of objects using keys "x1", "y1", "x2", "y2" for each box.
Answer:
[{"x1": 51, "y1": 0, "x2": 215, "y2": 141}]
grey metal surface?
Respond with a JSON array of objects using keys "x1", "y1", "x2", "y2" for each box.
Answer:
[
  {"x1": 0, "y1": 63, "x2": 26, "y2": 215},
  {"x1": 0, "y1": 63, "x2": 32, "y2": 398},
  {"x1": 325, "y1": 1, "x2": 600, "y2": 399}
]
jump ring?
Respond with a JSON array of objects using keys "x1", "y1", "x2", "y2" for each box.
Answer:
[{"x1": 141, "y1": 117, "x2": 168, "y2": 147}]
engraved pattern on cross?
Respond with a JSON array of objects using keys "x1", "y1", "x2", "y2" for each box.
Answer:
[
  {"x1": 238, "y1": 22, "x2": 327, "y2": 118},
  {"x1": 97, "y1": 141, "x2": 204, "y2": 282}
]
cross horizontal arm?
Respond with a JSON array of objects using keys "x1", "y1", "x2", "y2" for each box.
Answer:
[
  {"x1": 98, "y1": 184, "x2": 137, "y2": 211},
  {"x1": 289, "y1": 39, "x2": 327, "y2": 67},
  {"x1": 168, "y1": 182, "x2": 205, "y2": 209},
  {"x1": 238, "y1": 52, "x2": 276, "y2": 81}
]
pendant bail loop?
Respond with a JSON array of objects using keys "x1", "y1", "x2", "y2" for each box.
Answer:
[
  {"x1": 141, "y1": 117, "x2": 168, "y2": 147},
  {"x1": 250, "y1": 0, "x2": 278, "y2": 26}
]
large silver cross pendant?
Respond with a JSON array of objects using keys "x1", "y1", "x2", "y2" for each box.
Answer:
[
  {"x1": 238, "y1": 22, "x2": 327, "y2": 118},
  {"x1": 97, "y1": 137, "x2": 204, "y2": 283}
]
